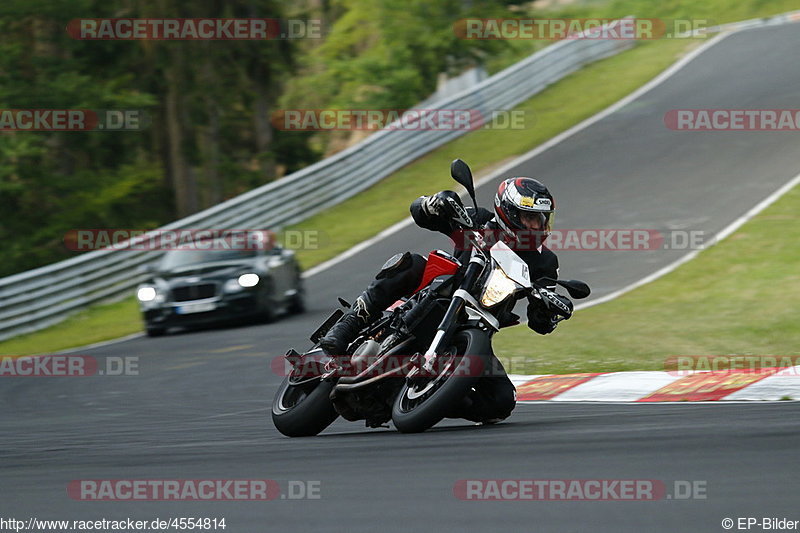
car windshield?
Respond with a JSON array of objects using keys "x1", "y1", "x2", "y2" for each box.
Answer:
[{"x1": 160, "y1": 248, "x2": 258, "y2": 270}]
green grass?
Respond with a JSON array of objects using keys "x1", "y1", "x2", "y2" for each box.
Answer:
[
  {"x1": 0, "y1": 296, "x2": 141, "y2": 356},
  {"x1": 0, "y1": 38, "x2": 691, "y2": 356},
  {"x1": 585, "y1": 0, "x2": 800, "y2": 23},
  {"x1": 485, "y1": 0, "x2": 800, "y2": 74},
  {"x1": 286, "y1": 0, "x2": 800, "y2": 268},
  {"x1": 494, "y1": 185, "x2": 800, "y2": 375},
  {"x1": 289, "y1": 37, "x2": 692, "y2": 268}
]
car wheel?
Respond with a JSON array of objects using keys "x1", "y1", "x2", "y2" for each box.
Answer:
[
  {"x1": 288, "y1": 287, "x2": 306, "y2": 315},
  {"x1": 146, "y1": 326, "x2": 166, "y2": 337},
  {"x1": 261, "y1": 305, "x2": 277, "y2": 323},
  {"x1": 260, "y1": 279, "x2": 277, "y2": 323}
]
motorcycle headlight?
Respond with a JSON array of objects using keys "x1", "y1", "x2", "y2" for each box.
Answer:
[
  {"x1": 480, "y1": 268, "x2": 517, "y2": 307},
  {"x1": 137, "y1": 286, "x2": 157, "y2": 302}
]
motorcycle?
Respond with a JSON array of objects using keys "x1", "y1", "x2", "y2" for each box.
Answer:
[{"x1": 271, "y1": 159, "x2": 590, "y2": 436}]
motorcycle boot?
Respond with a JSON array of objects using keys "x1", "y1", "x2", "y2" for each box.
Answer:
[
  {"x1": 319, "y1": 251, "x2": 427, "y2": 378},
  {"x1": 320, "y1": 296, "x2": 377, "y2": 371}
]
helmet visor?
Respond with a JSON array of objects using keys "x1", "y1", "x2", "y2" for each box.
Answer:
[{"x1": 518, "y1": 210, "x2": 553, "y2": 232}]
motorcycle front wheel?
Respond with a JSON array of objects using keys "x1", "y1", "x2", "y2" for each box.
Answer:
[{"x1": 391, "y1": 328, "x2": 491, "y2": 433}]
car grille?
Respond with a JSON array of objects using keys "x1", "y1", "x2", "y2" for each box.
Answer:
[{"x1": 172, "y1": 284, "x2": 217, "y2": 302}]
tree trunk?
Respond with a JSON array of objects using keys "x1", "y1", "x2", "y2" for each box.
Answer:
[
  {"x1": 164, "y1": 48, "x2": 198, "y2": 216},
  {"x1": 198, "y1": 49, "x2": 222, "y2": 207},
  {"x1": 252, "y1": 69, "x2": 277, "y2": 181}
]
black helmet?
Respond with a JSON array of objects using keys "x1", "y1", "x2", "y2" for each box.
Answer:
[{"x1": 494, "y1": 177, "x2": 555, "y2": 235}]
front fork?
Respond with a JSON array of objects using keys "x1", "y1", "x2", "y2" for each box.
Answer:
[{"x1": 419, "y1": 255, "x2": 486, "y2": 374}]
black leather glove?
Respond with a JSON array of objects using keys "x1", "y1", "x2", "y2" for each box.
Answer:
[
  {"x1": 527, "y1": 298, "x2": 556, "y2": 334},
  {"x1": 421, "y1": 190, "x2": 472, "y2": 230},
  {"x1": 539, "y1": 289, "x2": 573, "y2": 319},
  {"x1": 420, "y1": 194, "x2": 445, "y2": 217},
  {"x1": 527, "y1": 291, "x2": 573, "y2": 335}
]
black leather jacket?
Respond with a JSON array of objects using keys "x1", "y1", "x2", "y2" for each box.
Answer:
[{"x1": 410, "y1": 194, "x2": 563, "y2": 334}]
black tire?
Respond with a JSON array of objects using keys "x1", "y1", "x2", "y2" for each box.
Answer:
[
  {"x1": 271, "y1": 377, "x2": 339, "y2": 437},
  {"x1": 391, "y1": 329, "x2": 491, "y2": 433},
  {"x1": 145, "y1": 325, "x2": 165, "y2": 337},
  {"x1": 260, "y1": 280, "x2": 277, "y2": 323},
  {"x1": 261, "y1": 305, "x2": 277, "y2": 324},
  {"x1": 288, "y1": 285, "x2": 306, "y2": 315}
]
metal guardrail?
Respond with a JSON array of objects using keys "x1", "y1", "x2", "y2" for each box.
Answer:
[{"x1": 0, "y1": 24, "x2": 640, "y2": 341}]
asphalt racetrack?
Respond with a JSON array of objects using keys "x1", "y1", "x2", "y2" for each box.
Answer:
[{"x1": 2, "y1": 24, "x2": 800, "y2": 532}]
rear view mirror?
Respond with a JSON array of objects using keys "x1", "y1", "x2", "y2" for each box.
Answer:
[
  {"x1": 557, "y1": 279, "x2": 591, "y2": 300},
  {"x1": 450, "y1": 159, "x2": 476, "y2": 208}
]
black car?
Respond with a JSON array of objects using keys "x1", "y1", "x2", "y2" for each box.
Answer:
[{"x1": 136, "y1": 243, "x2": 304, "y2": 336}]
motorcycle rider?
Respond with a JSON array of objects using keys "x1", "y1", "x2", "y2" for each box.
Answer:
[{"x1": 319, "y1": 176, "x2": 574, "y2": 422}]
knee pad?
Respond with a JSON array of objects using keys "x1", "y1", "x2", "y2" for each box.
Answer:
[
  {"x1": 366, "y1": 253, "x2": 427, "y2": 312},
  {"x1": 376, "y1": 251, "x2": 418, "y2": 279},
  {"x1": 499, "y1": 386, "x2": 517, "y2": 413}
]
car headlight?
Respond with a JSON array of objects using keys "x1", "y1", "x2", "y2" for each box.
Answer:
[
  {"x1": 137, "y1": 286, "x2": 157, "y2": 302},
  {"x1": 224, "y1": 273, "x2": 260, "y2": 293},
  {"x1": 480, "y1": 268, "x2": 517, "y2": 307}
]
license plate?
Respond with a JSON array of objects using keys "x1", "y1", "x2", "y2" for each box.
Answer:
[{"x1": 175, "y1": 302, "x2": 217, "y2": 314}]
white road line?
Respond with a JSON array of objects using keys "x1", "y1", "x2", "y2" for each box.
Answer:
[
  {"x1": 304, "y1": 31, "x2": 734, "y2": 279},
  {"x1": 54, "y1": 332, "x2": 144, "y2": 355},
  {"x1": 53, "y1": 23, "x2": 795, "y2": 354},
  {"x1": 306, "y1": 28, "x2": 800, "y2": 314},
  {"x1": 575, "y1": 169, "x2": 800, "y2": 311},
  {"x1": 515, "y1": 400, "x2": 798, "y2": 404},
  {"x1": 303, "y1": 217, "x2": 417, "y2": 278}
]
